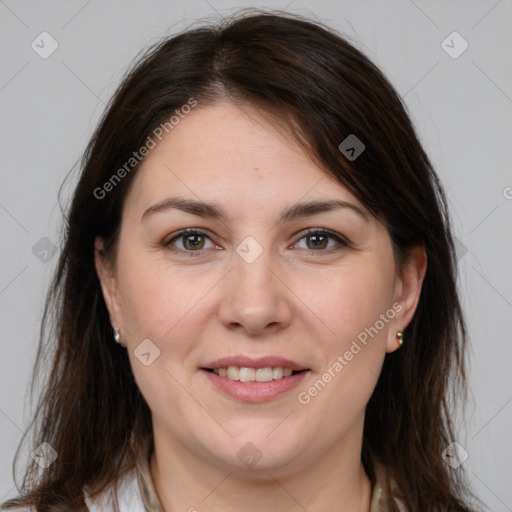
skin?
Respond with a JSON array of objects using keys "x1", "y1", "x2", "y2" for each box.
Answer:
[{"x1": 95, "y1": 101, "x2": 426, "y2": 512}]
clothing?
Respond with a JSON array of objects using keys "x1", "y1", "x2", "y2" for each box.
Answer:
[{"x1": 3, "y1": 437, "x2": 404, "y2": 511}]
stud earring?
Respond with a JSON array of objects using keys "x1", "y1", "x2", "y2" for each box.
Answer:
[
  {"x1": 113, "y1": 326, "x2": 121, "y2": 344},
  {"x1": 397, "y1": 330, "x2": 404, "y2": 346}
]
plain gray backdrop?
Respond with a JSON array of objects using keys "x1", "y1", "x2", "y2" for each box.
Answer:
[{"x1": 1, "y1": 0, "x2": 511, "y2": 510}]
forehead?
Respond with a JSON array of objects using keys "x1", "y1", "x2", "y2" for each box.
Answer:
[{"x1": 124, "y1": 101, "x2": 364, "y2": 218}]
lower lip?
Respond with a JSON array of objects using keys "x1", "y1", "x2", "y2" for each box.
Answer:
[{"x1": 200, "y1": 369, "x2": 310, "y2": 402}]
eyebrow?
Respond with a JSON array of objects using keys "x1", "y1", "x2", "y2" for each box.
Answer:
[{"x1": 140, "y1": 197, "x2": 370, "y2": 224}]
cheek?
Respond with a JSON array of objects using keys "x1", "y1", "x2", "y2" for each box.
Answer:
[
  {"x1": 116, "y1": 247, "x2": 213, "y2": 341},
  {"x1": 301, "y1": 260, "x2": 395, "y2": 346},
  {"x1": 116, "y1": 251, "x2": 210, "y2": 431},
  {"x1": 294, "y1": 260, "x2": 394, "y2": 409}
]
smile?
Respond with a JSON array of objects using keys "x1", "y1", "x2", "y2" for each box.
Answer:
[
  {"x1": 205, "y1": 366, "x2": 303, "y2": 382},
  {"x1": 201, "y1": 367, "x2": 309, "y2": 402}
]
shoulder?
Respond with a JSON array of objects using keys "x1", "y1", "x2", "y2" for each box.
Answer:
[
  {"x1": 0, "y1": 469, "x2": 144, "y2": 512},
  {"x1": 84, "y1": 466, "x2": 147, "y2": 512}
]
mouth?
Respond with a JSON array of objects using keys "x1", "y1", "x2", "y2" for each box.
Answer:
[{"x1": 199, "y1": 358, "x2": 310, "y2": 402}]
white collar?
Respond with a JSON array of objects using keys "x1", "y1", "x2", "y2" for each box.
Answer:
[{"x1": 83, "y1": 468, "x2": 147, "y2": 512}]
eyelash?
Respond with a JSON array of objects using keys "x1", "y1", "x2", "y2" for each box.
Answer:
[{"x1": 162, "y1": 228, "x2": 351, "y2": 257}]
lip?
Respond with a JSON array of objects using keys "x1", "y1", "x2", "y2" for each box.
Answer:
[
  {"x1": 201, "y1": 355, "x2": 308, "y2": 371},
  {"x1": 201, "y1": 368, "x2": 310, "y2": 402}
]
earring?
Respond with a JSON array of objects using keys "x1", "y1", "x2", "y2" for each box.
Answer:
[
  {"x1": 397, "y1": 330, "x2": 404, "y2": 346},
  {"x1": 113, "y1": 326, "x2": 121, "y2": 344}
]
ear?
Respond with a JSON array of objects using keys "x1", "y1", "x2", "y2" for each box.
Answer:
[
  {"x1": 94, "y1": 236, "x2": 124, "y2": 337},
  {"x1": 386, "y1": 245, "x2": 427, "y2": 353}
]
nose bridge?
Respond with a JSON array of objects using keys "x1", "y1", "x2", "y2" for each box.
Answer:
[
  {"x1": 235, "y1": 241, "x2": 275, "y2": 291},
  {"x1": 218, "y1": 235, "x2": 292, "y2": 333}
]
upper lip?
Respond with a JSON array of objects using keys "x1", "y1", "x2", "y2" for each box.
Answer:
[{"x1": 202, "y1": 356, "x2": 308, "y2": 371}]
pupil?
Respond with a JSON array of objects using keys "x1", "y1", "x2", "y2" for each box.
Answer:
[
  {"x1": 308, "y1": 234, "x2": 327, "y2": 250},
  {"x1": 184, "y1": 234, "x2": 204, "y2": 250}
]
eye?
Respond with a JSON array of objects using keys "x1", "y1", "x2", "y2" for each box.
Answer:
[
  {"x1": 164, "y1": 229, "x2": 218, "y2": 256},
  {"x1": 293, "y1": 229, "x2": 350, "y2": 254},
  {"x1": 163, "y1": 228, "x2": 351, "y2": 257}
]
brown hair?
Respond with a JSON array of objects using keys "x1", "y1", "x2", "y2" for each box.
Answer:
[{"x1": 2, "y1": 9, "x2": 484, "y2": 512}]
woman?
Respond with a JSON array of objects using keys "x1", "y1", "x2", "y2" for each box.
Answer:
[{"x1": 2, "y1": 9, "x2": 484, "y2": 512}]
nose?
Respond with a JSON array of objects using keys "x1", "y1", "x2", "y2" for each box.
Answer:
[{"x1": 217, "y1": 246, "x2": 293, "y2": 336}]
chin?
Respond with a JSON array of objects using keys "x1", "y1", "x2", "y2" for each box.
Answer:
[{"x1": 206, "y1": 436, "x2": 304, "y2": 474}]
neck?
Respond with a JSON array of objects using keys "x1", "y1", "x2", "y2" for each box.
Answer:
[{"x1": 149, "y1": 420, "x2": 373, "y2": 512}]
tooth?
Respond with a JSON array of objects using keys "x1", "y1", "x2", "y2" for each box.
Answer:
[
  {"x1": 227, "y1": 366, "x2": 240, "y2": 380},
  {"x1": 216, "y1": 366, "x2": 296, "y2": 382},
  {"x1": 239, "y1": 367, "x2": 256, "y2": 382},
  {"x1": 255, "y1": 367, "x2": 273, "y2": 382},
  {"x1": 272, "y1": 367, "x2": 284, "y2": 379}
]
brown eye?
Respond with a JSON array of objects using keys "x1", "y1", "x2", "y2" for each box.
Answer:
[
  {"x1": 294, "y1": 229, "x2": 350, "y2": 254},
  {"x1": 181, "y1": 233, "x2": 205, "y2": 250},
  {"x1": 164, "y1": 229, "x2": 216, "y2": 256},
  {"x1": 305, "y1": 233, "x2": 329, "y2": 250}
]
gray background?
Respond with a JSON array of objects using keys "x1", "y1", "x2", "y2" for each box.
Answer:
[{"x1": 1, "y1": 0, "x2": 511, "y2": 510}]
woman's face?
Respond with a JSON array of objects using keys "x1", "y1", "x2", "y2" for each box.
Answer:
[{"x1": 96, "y1": 100, "x2": 424, "y2": 475}]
